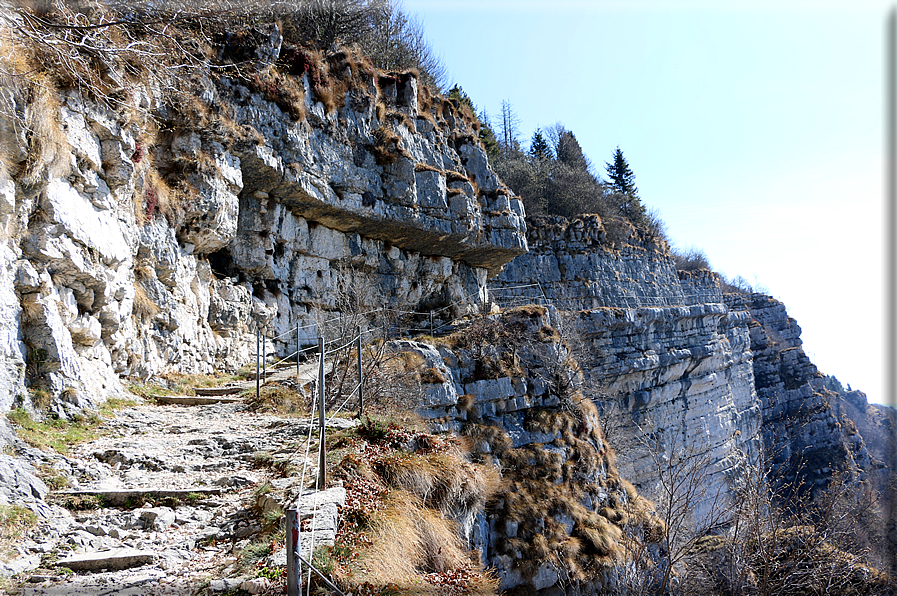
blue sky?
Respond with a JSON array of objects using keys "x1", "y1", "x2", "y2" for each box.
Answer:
[{"x1": 404, "y1": 0, "x2": 891, "y2": 404}]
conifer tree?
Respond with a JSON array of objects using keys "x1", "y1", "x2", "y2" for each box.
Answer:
[
  {"x1": 556, "y1": 130, "x2": 590, "y2": 172},
  {"x1": 605, "y1": 146, "x2": 638, "y2": 196},
  {"x1": 529, "y1": 129, "x2": 553, "y2": 161}
]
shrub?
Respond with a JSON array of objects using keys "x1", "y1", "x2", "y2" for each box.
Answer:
[{"x1": 672, "y1": 246, "x2": 711, "y2": 271}]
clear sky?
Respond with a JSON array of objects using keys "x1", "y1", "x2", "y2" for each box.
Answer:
[{"x1": 404, "y1": 0, "x2": 891, "y2": 404}]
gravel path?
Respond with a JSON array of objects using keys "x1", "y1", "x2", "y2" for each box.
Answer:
[{"x1": 9, "y1": 399, "x2": 351, "y2": 595}]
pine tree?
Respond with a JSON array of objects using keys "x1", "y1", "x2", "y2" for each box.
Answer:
[
  {"x1": 556, "y1": 130, "x2": 590, "y2": 172},
  {"x1": 529, "y1": 129, "x2": 553, "y2": 161},
  {"x1": 605, "y1": 146, "x2": 638, "y2": 196}
]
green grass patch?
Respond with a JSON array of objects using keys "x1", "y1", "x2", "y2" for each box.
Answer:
[
  {"x1": 6, "y1": 408, "x2": 102, "y2": 454},
  {"x1": 0, "y1": 505, "x2": 37, "y2": 540},
  {"x1": 237, "y1": 539, "x2": 274, "y2": 573},
  {"x1": 0, "y1": 504, "x2": 38, "y2": 562},
  {"x1": 99, "y1": 397, "x2": 138, "y2": 415},
  {"x1": 127, "y1": 382, "x2": 177, "y2": 401}
]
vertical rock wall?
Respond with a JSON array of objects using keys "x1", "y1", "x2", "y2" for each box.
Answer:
[
  {"x1": 493, "y1": 215, "x2": 722, "y2": 309},
  {"x1": 0, "y1": 56, "x2": 527, "y2": 415},
  {"x1": 726, "y1": 293, "x2": 872, "y2": 493},
  {"x1": 494, "y1": 216, "x2": 762, "y2": 515}
]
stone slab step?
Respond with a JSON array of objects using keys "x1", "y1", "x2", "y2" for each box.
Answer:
[
  {"x1": 193, "y1": 386, "x2": 245, "y2": 396},
  {"x1": 52, "y1": 487, "x2": 223, "y2": 506},
  {"x1": 155, "y1": 395, "x2": 243, "y2": 405},
  {"x1": 56, "y1": 548, "x2": 155, "y2": 571}
]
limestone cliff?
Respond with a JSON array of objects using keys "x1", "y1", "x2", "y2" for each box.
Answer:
[
  {"x1": 0, "y1": 44, "x2": 525, "y2": 416},
  {"x1": 726, "y1": 293, "x2": 873, "y2": 493},
  {"x1": 400, "y1": 307, "x2": 662, "y2": 594},
  {"x1": 0, "y1": 9, "x2": 886, "y2": 592},
  {"x1": 493, "y1": 215, "x2": 762, "y2": 517},
  {"x1": 492, "y1": 214, "x2": 879, "y2": 519}
]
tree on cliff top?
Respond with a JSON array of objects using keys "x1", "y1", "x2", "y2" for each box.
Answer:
[
  {"x1": 556, "y1": 130, "x2": 591, "y2": 173},
  {"x1": 529, "y1": 129, "x2": 553, "y2": 161},
  {"x1": 605, "y1": 146, "x2": 638, "y2": 196}
]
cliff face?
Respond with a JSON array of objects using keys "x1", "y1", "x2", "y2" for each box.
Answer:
[
  {"x1": 494, "y1": 215, "x2": 721, "y2": 309},
  {"x1": 493, "y1": 216, "x2": 762, "y2": 516},
  {"x1": 402, "y1": 308, "x2": 661, "y2": 594},
  {"x1": 0, "y1": 58, "x2": 525, "y2": 416},
  {"x1": 726, "y1": 293, "x2": 872, "y2": 492},
  {"x1": 0, "y1": 16, "x2": 882, "y2": 592}
]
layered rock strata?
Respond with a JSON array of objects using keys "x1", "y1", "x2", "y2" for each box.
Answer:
[
  {"x1": 573, "y1": 302, "x2": 760, "y2": 518},
  {"x1": 399, "y1": 308, "x2": 661, "y2": 594},
  {"x1": 0, "y1": 56, "x2": 526, "y2": 414},
  {"x1": 492, "y1": 216, "x2": 762, "y2": 517},
  {"x1": 725, "y1": 293, "x2": 872, "y2": 493},
  {"x1": 493, "y1": 215, "x2": 721, "y2": 310}
]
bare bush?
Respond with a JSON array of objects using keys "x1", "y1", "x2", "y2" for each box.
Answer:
[
  {"x1": 617, "y1": 424, "x2": 730, "y2": 596},
  {"x1": 671, "y1": 246, "x2": 711, "y2": 271},
  {"x1": 719, "y1": 274, "x2": 753, "y2": 295}
]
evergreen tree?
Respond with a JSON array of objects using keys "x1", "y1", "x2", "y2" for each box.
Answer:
[
  {"x1": 605, "y1": 146, "x2": 638, "y2": 196},
  {"x1": 529, "y1": 129, "x2": 553, "y2": 161},
  {"x1": 556, "y1": 130, "x2": 590, "y2": 172},
  {"x1": 477, "y1": 110, "x2": 500, "y2": 162}
]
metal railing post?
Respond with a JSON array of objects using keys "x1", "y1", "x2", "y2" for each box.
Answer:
[
  {"x1": 296, "y1": 321, "x2": 300, "y2": 382},
  {"x1": 429, "y1": 311, "x2": 434, "y2": 337},
  {"x1": 262, "y1": 325, "x2": 267, "y2": 382},
  {"x1": 255, "y1": 326, "x2": 260, "y2": 403},
  {"x1": 356, "y1": 326, "x2": 363, "y2": 417},
  {"x1": 317, "y1": 336, "x2": 326, "y2": 488},
  {"x1": 286, "y1": 508, "x2": 300, "y2": 596}
]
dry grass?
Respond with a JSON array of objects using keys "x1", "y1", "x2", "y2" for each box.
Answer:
[
  {"x1": 343, "y1": 491, "x2": 499, "y2": 594},
  {"x1": 418, "y1": 367, "x2": 446, "y2": 384},
  {"x1": 132, "y1": 282, "x2": 159, "y2": 320},
  {"x1": 18, "y1": 74, "x2": 71, "y2": 187},
  {"x1": 374, "y1": 444, "x2": 501, "y2": 524},
  {"x1": 464, "y1": 392, "x2": 661, "y2": 585},
  {"x1": 414, "y1": 162, "x2": 443, "y2": 174},
  {"x1": 244, "y1": 382, "x2": 308, "y2": 415},
  {"x1": 371, "y1": 126, "x2": 405, "y2": 166},
  {"x1": 142, "y1": 167, "x2": 177, "y2": 223},
  {"x1": 331, "y1": 420, "x2": 501, "y2": 594},
  {"x1": 19, "y1": 295, "x2": 45, "y2": 325}
]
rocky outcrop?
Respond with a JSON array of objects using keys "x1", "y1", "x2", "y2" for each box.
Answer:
[
  {"x1": 0, "y1": 50, "x2": 526, "y2": 414},
  {"x1": 492, "y1": 216, "x2": 761, "y2": 519},
  {"x1": 573, "y1": 302, "x2": 760, "y2": 518},
  {"x1": 726, "y1": 293, "x2": 872, "y2": 494},
  {"x1": 402, "y1": 308, "x2": 661, "y2": 594},
  {"x1": 493, "y1": 215, "x2": 721, "y2": 309}
]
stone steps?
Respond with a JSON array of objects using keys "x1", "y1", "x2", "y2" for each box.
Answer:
[
  {"x1": 154, "y1": 395, "x2": 244, "y2": 406},
  {"x1": 56, "y1": 548, "x2": 156, "y2": 572},
  {"x1": 51, "y1": 488, "x2": 223, "y2": 506},
  {"x1": 193, "y1": 386, "x2": 244, "y2": 397}
]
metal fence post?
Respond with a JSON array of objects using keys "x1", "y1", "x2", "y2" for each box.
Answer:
[
  {"x1": 429, "y1": 311, "x2": 434, "y2": 337},
  {"x1": 296, "y1": 321, "x2": 301, "y2": 382},
  {"x1": 356, "y1": 326, "x2": 363, "y2": 417},
  {"x1": 255, "y1": 326, "x2": 260, "y2": 403},
  {"x1": 317, "y1": 336, "x2": 326, "y2": 488},
  {"x1": 286, "y1": 508, "x2": 300, "y2": 596},
  {"x1": 262, "y1": 325, "x2": 267, "y2": 382}
]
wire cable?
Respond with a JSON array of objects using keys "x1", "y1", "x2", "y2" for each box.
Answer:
[{"x1": 326, "y1": 383, "x2": 360, "y2": 422}]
